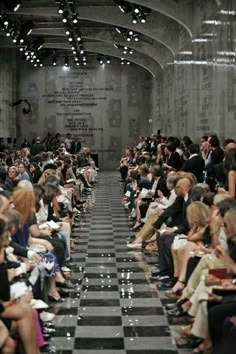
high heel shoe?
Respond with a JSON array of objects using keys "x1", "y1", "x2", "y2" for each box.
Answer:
[
  {"x1": 132, "y1": 221, "x2": 143, "y2": 231},
  {"x1": 48, "y1": 294, "x2": 64, "y2": 303}
]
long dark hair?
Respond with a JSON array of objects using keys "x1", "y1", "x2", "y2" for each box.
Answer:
[{"x1": 225, "y1": 148, "x2": 236, "y2": 172}]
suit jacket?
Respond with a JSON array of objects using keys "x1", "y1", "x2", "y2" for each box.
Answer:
[
  {"x1": 181, "y1": 155, "x2": 205, "y2": 182},
  {"x1": 153, "y1": 195, "x2": 189, "y2": 234},
  {"x1": 206, "y1": 147, "x2": 224, "y2": 170},
  {"x1": 153, "y1": 176, "x2": 169, "y2": 198},
  {"x1": 167, "y1": 152, "x2": 182, "y2": 171}
]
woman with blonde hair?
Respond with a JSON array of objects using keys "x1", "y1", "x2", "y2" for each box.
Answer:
[{"x1": 167, "y1": 201, "x2": 211, "y2": 296}]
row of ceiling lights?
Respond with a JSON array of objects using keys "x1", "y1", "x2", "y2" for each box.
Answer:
[
  {"x1": 114, "y1": 44, "x2": 133, "y2": 54},
  {"x1": 56, "y1": 0, "x2": 87, "y2": 66},
  {"x1": 116, "y1": 27, "x2": 139, "y2": 42},
  {"x1": 114, "y1": 0, "x2": 151, "y2": 24},
  {"x1": 0, "y1": 13, "x2": 44, "y2": 67}
]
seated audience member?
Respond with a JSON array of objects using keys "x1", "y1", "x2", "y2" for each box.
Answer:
[
  {"x1": 29, "y1": 162, "x2": 42, "y2": 184},
  {"x1": 0, "y1": 216, "x2": 38, "y2": 354},
  {"x1": 6, "y1": 166, "x2": 20, "y2": 190},
  {"x1": 163, "y1": 142, "x2": 182, "y2": 171},
  {"x1": 217, "y1": 147, "x2": 236, "y2": 197},
  {"x1": 17, "y1": 162, "x2": 31, "y2": 181},
  {"x1": 166, "y1": 196, "x2": 236, "y2": 317},
  {"x1": 180, "y1": 144, "x2": 205, "y2": 182},
  {"x1": 167, "y1": 201, "x2": 211, "y2": 296}
]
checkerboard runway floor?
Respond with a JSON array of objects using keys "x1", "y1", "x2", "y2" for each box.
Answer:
[{"x1": 49, "y1": 172, "x2": 192, "y2": 354}]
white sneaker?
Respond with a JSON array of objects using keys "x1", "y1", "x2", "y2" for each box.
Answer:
[
  {"x1": 127, "y1": 242, "x2": 142, "y2": 249},
  {"x1": 40, "y1": 311, "x2": 55, "y2": 322},
  {"x1": 61, "y1": 266, "x2": 71, "y2": 272}
]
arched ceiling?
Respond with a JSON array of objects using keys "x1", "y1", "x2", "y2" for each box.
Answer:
[{"x1": 0, "y1": 0, "x2": 228, "y2": 77}]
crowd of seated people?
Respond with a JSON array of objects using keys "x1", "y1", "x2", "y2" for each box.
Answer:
[
  {"x1": 120, "y1": 133, "x2": 236, "y2": 354},
  {"x1": 0, "y1": 134, "x2": 98, "y2": 354}
]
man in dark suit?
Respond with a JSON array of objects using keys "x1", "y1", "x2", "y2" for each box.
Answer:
[
  {"x1": 180, "y1": 144, "x2": 205, "y2": 182},
  {"x1": 152, "y1": 178, "x2": 191, "y2": 286}
]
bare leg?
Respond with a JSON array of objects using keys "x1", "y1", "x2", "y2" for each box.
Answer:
[
  {"x1": 48, "y1": 275, "x2": 61, "y2": 299},
  {"x1": 172, "y1": 242, "x2": 197, "y2": 293},
  {"x1": 2, "y1": 336, "x2": 16, "y2": 354},
  {"x1": 2, "y1": 304, "x2": 38, "y2": 354}
]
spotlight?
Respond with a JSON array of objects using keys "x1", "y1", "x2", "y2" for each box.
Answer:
[
  {"x1": 115, "y1": 27, "x2": 122, "y2": 34},
  {"x1": 129, "y1": 31, "x2": 134, "y2": 35},
  {"x1": 76, "y1": 34, "x2": 82, "y2": 41},
  {"x1": 134, "y1": 7, "x2": 140, "y2": 14},
  {"x1": 33, "y1": 38, "x2": 44, "y2": 50},
  {"x1": 19, "y1": 46, "x2": 24, "y2": 51},
  {"x1": 134, "y1": 35, "x2": 139, "y2": 41},
  {"x1": 127, "y1": 61, "x2": 130, "y2": 65},
  {"x1": 13, "y1": 1, "x2": 21, "y2": 12},
  {"x1": 62, "y1": 11, "x2": 69, "y2": 23},
  {"x1": 53, "y1": 57, "x2": 57, "y2": 66},
  {"x1": 123, "y1": 49, "x2": 127, "y2": 54},
  {"x1": 58, "y1": 1, "x2": 65, "y2": 14},
  {"x1": 129, "y1": 49, "x2": 133, "y2": 54},
  {"x1": 140, "y1": 14, "x2": 146, "y2": 23},
  {"x1": 75, "y1": 57, "x2": 79, "y2": 61},
  {"x1": 76, "y1": 62, "x2": 80, "y2": 66},
  {"x1": 127, "y1": 37, "x2": 131, "y2": 42},
  {"x1": 107, "y1": 57, "x2": 111, "y2": 64},
  {"x1": 71, "y1": 46, "x2": 76, "y2": 50},
  {"x1": 72, "y1": 14, "x2": 79, "y2": 24},
  {"x1": 40, "y1": 63, "x2": 43, "y2": 67},
  {"x1": 64, "y1": 57, "x2": 69, "y2": 67},
  {"x1": 82, "y1": 56, "x2": 86, "y2": 61},
  {"x1": 114, "y1": 0, "x2": 133, "y2": 13},
  {"x1": 72, "y1": 50, "x2": 77, "y2": 54},
  {"x1": 19, "y1": 38, "x2": 24, "y2": 43},
  {"x1": 80, "y1": 49, "x2": 84, "y2": 54},
  {"x1": 21, "y1": 21, "x2": 34, "y2": 36},
  {"x1": 132, "y1": 15, "x2": 138, "y2": 24},
  {"x1": 12, "y1": 37, "x2": 17, "y2": 44},
  {"x1": 83, "y1": 62, "x2": 87, "y2": 66},
  {"x1": 68, "y1": 36, "x2": 73, "y2": 42}
]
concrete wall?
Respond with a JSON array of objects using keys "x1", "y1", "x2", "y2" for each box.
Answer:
[
  {"x1": 152, "y1": 64, "x2": 236, "y2": 141},
  {"x1": 0, "y1": 48, "x2": 16, "y2": 138},
  {"x1": 16, "y1": 58, "x2": 152, "y2": 169}
]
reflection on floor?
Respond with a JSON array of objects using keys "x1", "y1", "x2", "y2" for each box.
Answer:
[{"x1": 49, "y1": 172, "x2": 192, "y2": 354}]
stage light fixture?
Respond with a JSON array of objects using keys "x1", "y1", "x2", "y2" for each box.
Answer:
[
  {"x1": 127, "y1": 37, "x2": 131, "y2": 42},
  {"x1": 62, "y1": 11, "x2": 69, "y2": 23},
  {"x1": 13, "y1": 1, "x2": 21, "y2": 12},
  {"x1": 134, "y1": 7, "x2": 140, "y2": 14},
  {"x1": 77, "y1": 34, "x2": 81, "y2": 41},
  {"x1": 64, "y1": 57, "x2": 69, "y2": 67},
  {"x1": 132, "y1": 15, "x2": 138, "y2": 24},
  {"x1": 53, "y1": 56, "x2": 57, "y2": 66},
  {"x1": 72, "y1": 14, "x2": 79, "y2": 24},
  {"x1": 107, "y1": 57, "x2": 111, "y2": 64},
  {"x1": 140, "y1": 14, "x2": 146, "y2": 23}
]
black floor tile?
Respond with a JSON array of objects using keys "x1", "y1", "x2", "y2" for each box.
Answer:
[
  {"x1": 124, "y1": 326, "x2": 170, "y2": 337},
  {"x1": 74, "y1": 337, "x2": 124, "y2": 349},
  {"x1": 122, "y1": 307, "x2": 164, "y2": 316},
  {"x1": 80, "y1": 299, "x2": 120, "y2": 306},
  {"x1": 77, "y1": 316, "x2": 122, "y2": 326},
  {"x1": 82, "y1": 285, "x2": 119, "y2": 291}
]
